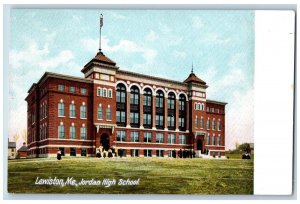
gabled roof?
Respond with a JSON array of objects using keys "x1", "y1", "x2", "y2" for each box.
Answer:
[
  {"x1": 81, "y1": 51, "x2": 118, "y2": 73},
  {"x1": 183, "y1": 72, "x2": 206, "y2": 85},
  {"x1": 8, "y1": 142, "x2": 16, "y2": 148},
  {"x1": 18, "y1": 145, "x2": 28, "y2": 152}
]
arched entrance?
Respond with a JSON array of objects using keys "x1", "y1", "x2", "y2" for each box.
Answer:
[
  {"x1": 100, "y1": 133, "x2": 110, "y2": 151},
  {"x1": 197, "y1": 139, "x2": 203, "y2": 152}
]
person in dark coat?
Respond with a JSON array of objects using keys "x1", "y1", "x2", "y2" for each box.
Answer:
[
  {"x1": 183, "y1": 150, "x2": 187, "y2": 158},
  {"x1": 178, "y1": 149, "x2": 182, "y2": 158},
  {"x1": 96, "y1": 150, "x2": 101, "y2": 158},
  {"x1": 172, "y1": 149, "x2": 176, "y2": 158},
  {"x1": 108, "y1": 149, "x2": 113, "y2": 158},
  {"x1": 192, "y1": 151, "x2": 196, "y2": 158},
  {"x1": 119, "y1": 149, "x2": 123, "y2": 158},
  {"x1": 57, "y1": 150, "x2": 62, "y2": 160}
]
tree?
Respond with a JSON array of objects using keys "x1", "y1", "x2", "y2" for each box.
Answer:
[{"x1": 238, "y1": 143, "x2": 251, "y2": 153}]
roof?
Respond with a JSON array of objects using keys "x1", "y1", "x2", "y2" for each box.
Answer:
[
  {"x1": 82, "y1": 51, "x2": 117, "y2": 73},
  {"x1": 183, "y1": 72, "x2": 206, "y2": 85},
  {"x1": 18, "y1": 145, "x2": 28, "y2": 152},
  {"x1": 206, "y1": 99, "x2": 228, "y2": 106},
  {"x1": 8, "y1": 142, "x2": 16, "y2": 148}
]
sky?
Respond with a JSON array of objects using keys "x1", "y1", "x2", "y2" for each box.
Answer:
[{"x1": 9, "y1": 9, "x2": 254, "y2": 150}]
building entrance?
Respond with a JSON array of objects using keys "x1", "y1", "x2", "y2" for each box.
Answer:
[
  {"x1": 100, "y1": 133, "x2": 110, "y2": 151},
  {"x1": 197, "y1": 139, "x2": 203, "y2": 152}
]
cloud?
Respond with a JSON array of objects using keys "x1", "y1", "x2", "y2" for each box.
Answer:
[
  {"x1": 201, "y1": 33, "x2": 230, "y2": 44},
  {"x1": 145, "y1": 30, "x2": 158, "y2": 42},
  {"x1": 192, "y1": 16, "x2": 204, "y2": 29},
  {"x1": 173, "y1": 50, "x2": 187, "y2": 59}
]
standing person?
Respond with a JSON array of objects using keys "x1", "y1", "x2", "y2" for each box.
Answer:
[
  {"x1": 57, "y1": 149, "x2": 62, "y2": 160},
  {"x1": 108, "y1": 149, "x2": 113, "y2": 158},
  {"x1": 172, "y1": 149, "x2": 176, "y2": 158},
  {"x1": 96, "y1": 149, "x2": 101, "y2": 158},
  {"x1": 178, "y1": 149, "x2": 182, "y2": 158}
]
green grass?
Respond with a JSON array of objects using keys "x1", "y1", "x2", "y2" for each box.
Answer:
[{"x1": 8, "y1": 157, "x2": 253, "y2": 194}]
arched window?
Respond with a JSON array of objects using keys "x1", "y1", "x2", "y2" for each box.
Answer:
[
  {"x1": 156, "y1": 90, "x2": 164, "y2": 129},
  {"x1": 167, "y1": 92, "x2": 176, "y2": 130},
  {"x1": 58, "y1": 101, "x2": 64, "y2": 117},
  {"x1": 116, "y1": 84, "x2": 127, "y2": 127},
  {"x1": 130, "y1": 86, "x2": 140, "y2": 128},
  {"x1": 179, "y1": 94, "x2": 186, "y2": 131},
  {"x1": 58, "y1": 124, "x2": 65, "y2": 139},
  {"x1": 80, "y1": 104, "x2": 87, "y2": 119},
  {"x1": 207, "y1": 118, "x2": 210, "y2": 129},
  {"x1": 70, "y1": 125, "x2": 76, "y2": 139},
  {"x1": 143, "y1": 88, "x2": 152, "y2": 129},
  {"x1": 70, "y1": 104, "x2": 76, "y2": 118},
  {"x1": 207, "y1": 133, "x2": 210, "y2": 145}
]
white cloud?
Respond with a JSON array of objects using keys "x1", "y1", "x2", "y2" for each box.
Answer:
[
  {"x1": 145, "y1": 30, "x2": 158, "y2": 42},
  {"x1": 202, "y1": 33, "x2": 230, "y2": 44},
  {"x1": 173, "y1": 50, "x2": 187, "y2": 59},
  {"x1": 192, "y1": 16, "x2": 204, "y2": 29}
]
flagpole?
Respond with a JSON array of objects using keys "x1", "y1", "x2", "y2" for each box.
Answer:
[{"x1": 99, "y1": 14, "x2": 103, "y2": 52}]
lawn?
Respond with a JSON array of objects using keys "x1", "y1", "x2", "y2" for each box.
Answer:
[{"x1": 7, "y1": 157, "x2": 253, "y2": 194}]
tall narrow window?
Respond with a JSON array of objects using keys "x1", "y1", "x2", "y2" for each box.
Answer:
[
  {"x1": 156, "y1": 133, "x2": 164, "y2": 143},
  {"x1": 207, "y1": 133, "x2": 210, "y2": 145},
  {"x1": 178, "y1": 94, "x2": 186, "y2": 131},
  {"x1": 168, "y1": 134, "x2": 176, "y2": 144},
  {"x1": 217, "y1": 135, "x2": 221, "y2": 146},
  {"x1": 106, "y1": 106, "x2": 112, "y2": 120},
  {"x1": 156, "y1": 90, "x2": 164, "y2": 129},
  {"x1": 195, "y1": 116, "x2": 198, "y2": 128},
  {"x1": 167, "y1": 92, "x2": 176, "y2": 130},
  {"x1": 97, "y1": 105, "x2": 103, "y2": 120},
  {"x1": 212, "y1": 119, "x2": 216, "y2": 130},
  {"x1": 70, "y1": 125, "x2": 76, "y2": 139},
  {"x1": 117, "y1": 131, "x2": 126, "y2": 142},
  {"x1": 179, "y1": 135, "x2": 186, "y2": 144},
  {"x1": 80, "y1": 127, "x2": 86, "y2": 140},
  {"x1": 103, "y1": 88, "x2": 107, "y2": 97},
  {"x1": 207, "y1": 119, "x2": 210, "y2": 129},
  {"x1": 70, "y1": 104, "x2": 76, "y2": 118},
  {"x1": 58, "y1": 124, "x2": 65, "y2": 139},
  {"x1": 200, "y1": 117, "x2": 204, "y2": 129},
  {"x1": 108, "y1": 89, "x2": 113, "y2": 98},
  {"x1": 80, "y1": 104, "x2": 87, "y2": 119},
  {"x1": 58, "y1": 102, "x2": 65, "y2": 117},
  {"x1": 144, "y1": 132, "x2": 152, "y2": 143},
  {"x1": 143, "y1": 88, "x2": 152, "y2": 129},
  {"x1": 130, "y1": 86, "x2": 139, "y2": 128},
  {"x1": 218, "y1": 120, "x2": 221, "y2": 131},
  {"x1": 212, "y1": 135, "x2": 215, "y2": 146},
  {"x1": 130, "y1": 131, "x2": 139, "y2": 142},
  {"x1": 116, "y1": 84, "x2": 127, "y2": 127},
  {"x1": 97, "y1": 88, "x2": 102, "y2": 96}
]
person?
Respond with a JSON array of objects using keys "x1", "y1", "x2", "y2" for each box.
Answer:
[
  {"x1": 108, "y1": 149, "x2": 113, "y2": 158},
  {"x1": 96, "y1": 149, "x2": 101, "y2": 158},
  {"x1": 172, "y1": 149, "x2": 176, "y2": 158},
  {"x1": 119, "y1": 149, "x2": 123, "y2": 158},
  {"x1": 57, "y1": 149, "x2": 62, "y2": 160},
  {"x1": 178, "y1": 149, "x2": 182, "y2": 158},
  {"x1": 103, "y1": 150, "x2": 107, "y2": 158},
  {"x1": 192, "y1": 150, "x2": 196, "y2": 158}
]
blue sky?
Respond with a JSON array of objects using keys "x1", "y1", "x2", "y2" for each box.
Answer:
[{"x1": 9, "y1": 9, "x2": 254, "y2": 149}]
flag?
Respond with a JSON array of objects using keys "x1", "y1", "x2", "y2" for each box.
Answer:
[{"x1": 100, "y1": 14, "x2": 103, "y2": 28}]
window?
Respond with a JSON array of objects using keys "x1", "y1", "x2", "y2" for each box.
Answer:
[
  {"x1": 156, "y1": 91, "x2": 164, "y2": 108},
  {"x1": 81, "y1": 148, "x2": 87, "y2": 157},
  {"x1": 70, "y1": 148, "x2": 76, "y2": 156},
  {"x1": 179, "y1": 117, "x2": 185, "y2": 129},
  {"x1": 167, "y1": 93, "x2": 176, "y2": 130},
  {"x1": 106, "y1": 106, "x2": 112, "y2": 120},
  {"x1": 156, "y1": 133, "x2": 164, "y2": 143},
  {"x1": 130, "y1": 112, "x2": 139, "y2": 124},
  {"x1": 143, "y1": 114, "x2": 151, "y2": 126},
  {"x1": 58, "y1": 125, "x2": 65, "y2": 139},
  {"x1": 144, "y1": 149, "x2": 152, "y2": 157},
  {"x1": 108, "y1": 89, "x2": 113, "y2": 98},
  {"x1": 156, "y1": 150, "x2": 164, "y2": 157},
  {"x1": 131, "y1": 149, "x2": 139, "y2": 157},
  {"x1": 58, "y1": 102, "x2": 65, "y2": 117},
  {"x1": 156, "y1": 115, "x2": 164, "y2": 127},
  {"x1": 80, "y1": 105, "x2": 87, "y2": 119},
  {"x1": 103, "y1": 88, "x2": 107, "y2": 97},
  {"x1": 168, "y1": 150, "x2": 176, "y2": 158},
  {"x1": 116, "y1": 84, "x2": 126, "y2": 103},
  {"x1": 69, "y1": 86, "x2": 75, "y2": 93},
  {"x1": 117, "y1": 131, "x2": 126, "y2": 142},
  {"x1": 143, "y1": 89, "x2": 152, "y2": 106},
  {"x1": 212, "y1": 135, "x2": 215, "y2": 146},
  {"x1": 80, "y1": 127, "x2": 86, "y2": 140},
  {"x1": 211, "y1": 107, "x2": 214, "y2": 113},
  {"x1": 207, "y1": 134, "x2": 210, "y2": 145},
  {"x1": 218, "y1": 120, "x2": 221, "y2": 131},
  {"x1": 207, "y1": 119, "x2": 210, "y2": 129},
  {"x1": 130, "y1": 88, "x2": 139, "y2": 104},
  {"x1": 168, "y1": 134, "x2": 176, "y2": 144},
  {"x1": 168, "y1": 116, "x2": 175, "y2": 128},
  {"x1": 70, "y1": 126, "x2": 76, "y2": 139},
  {"x1": 179, "y1": 95, "x2": 185, "y2": 111},
  {"x1": 144, "y1": 132, "x2": 152, "y2": 143},
  {"x1": 168, "y1": 95, "x2": 175, "y2": 109},
  {"x1": 69, "y1": 104, "x2": 76, "y2": 118},
  {"x1": 97, "y1": 106, "x2": 103, "y2": 120},
  {"x1": 200, "y1": 117, "x2": 204, "y2": 129},
  {"x1": 116, "y1": 111, "x2": 126, "y2": 123},
  {"x1": 97, "y1": 88, "x2": 102, "y2": 96},
  {"x1": 212, "y1": 119, "x2": 216, "y2": 130},
  {"x1": 130, "y1": 131, "x2": 139, "y2": 142},
  {"x1": 179, "y1": 135, "x2": 186, "y2": 144},
  {"x1": 58, "y1": 84, "x2": 65, "y2": 91},
  {"x1": 207, "y1": 106, "x2": 209, "y2": 112},
  {"x1": 81, "y1": 88, "x2": 87, "y2": 95},
  {"x1": 59, "y1": 147, "x2": 65, "y2": 156},
  {"x1": 216, "y1": 108, "x2": 220, "y2": 113},
  {"x1": 217, "y1": 135, "x2": 221, "y2": 146},
  {"x1": 195, "y1": 116, "x2": 198, "y2": 128}
]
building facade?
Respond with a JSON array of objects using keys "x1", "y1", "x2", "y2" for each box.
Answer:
[
  {"x1": 26, "y1": 51, "x2": 227, "y2": 158},
  {"x1": 8, "y1": 140, "x2": 16, "y2": 159}
]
